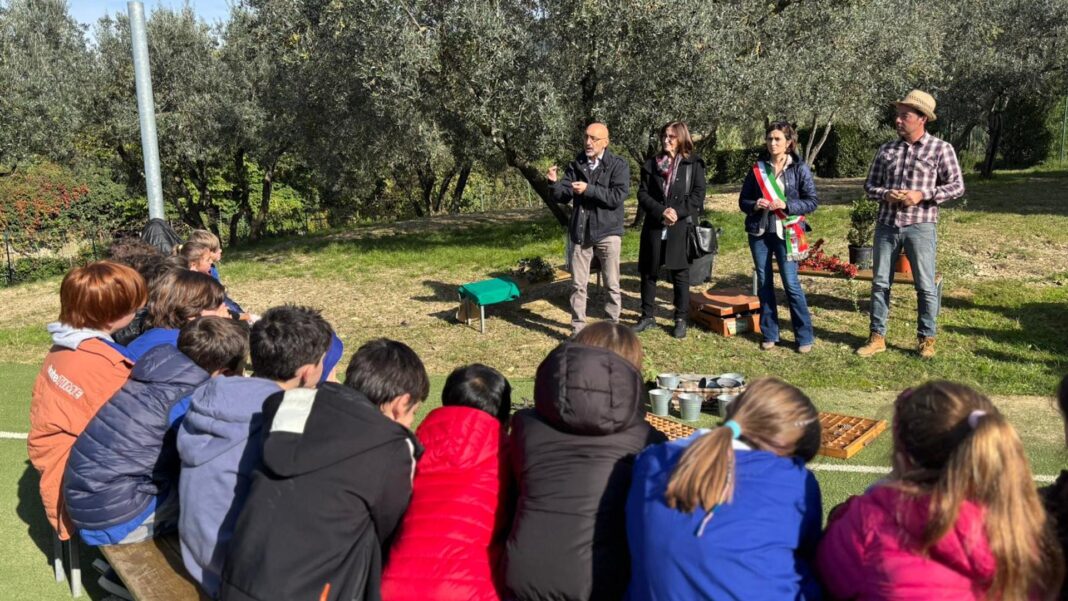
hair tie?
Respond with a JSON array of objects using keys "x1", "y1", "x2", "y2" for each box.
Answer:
[
  {"x1": 967, "y1": 410, "x2": 987, "y2": 430},
  {"x1": 724, "y1": 420, "x2": 742, "y2": 440}
]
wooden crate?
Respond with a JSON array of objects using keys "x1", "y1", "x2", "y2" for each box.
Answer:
[
  {"x1": 818, "y1": 412, "x2": 887, "y2": 459},
  {"x1": 690, "y1": 287, "x2": 761, "y2": 317},
  {"x1": 690, "y1": 310, "x2": 760, "y2": 337},
  {"x1": 645, "y1": 413, "x2": 698, "y2": 441}
]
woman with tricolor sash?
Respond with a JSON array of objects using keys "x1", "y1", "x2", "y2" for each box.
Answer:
[
  {"x1": 633, "y1": 121, "x2": 707, "y2": 340},
  {"x1": 739, "y1": 121, "x2": 819, "y2": 353}
]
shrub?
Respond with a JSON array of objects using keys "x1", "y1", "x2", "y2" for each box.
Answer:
[{"x1": 847, "y1": 196, "x2": 879, "y2": 247}]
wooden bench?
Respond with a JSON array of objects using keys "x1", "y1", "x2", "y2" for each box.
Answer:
[
  {"x1": 100, "y1": 533, "x2": 207, "y2": 601},
  {"x1": 755, "y1": 264, "x2": 943, "y2": 297}
]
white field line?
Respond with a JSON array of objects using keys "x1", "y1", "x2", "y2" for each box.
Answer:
[
  {"x1": 0, "y1": 431, "x2": 1058, "y2": 483},
  {"x1": 811, "y1": 462, "x2": 1057, "y2": 484}
]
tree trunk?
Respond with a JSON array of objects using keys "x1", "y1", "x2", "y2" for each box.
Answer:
[
  {"x1": 251, "y1": 160, "x2": 276, "y2": 241},
  {"x1": 447, "y1": 162, "x2": 473, "y2": 213},
  {"x1": 982, "y1": 110, "x2": 1003, "y2": 178},
  {"x1": 416, "y1": 161, "x2": 435, "y2": 216},
  {"x1": 433, "y1": 168, "x2": 457, "y2": 214},
  {"x1": 503, "y1": 146, "x2": 569, "y2": 227},
  {"x1": 803, "y1": 113, "x2": 819, "y2": 162},
  {"x1": 229, "y1": 149, "x2": 250, "y2": 247},
  {"x1": 806, "y1": 115, "x2": 835, "y2": 166}
]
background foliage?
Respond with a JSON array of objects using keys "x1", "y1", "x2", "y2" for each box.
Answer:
[{"x1": 0, "y1": 0, "x2": 1066, "y2": 270}]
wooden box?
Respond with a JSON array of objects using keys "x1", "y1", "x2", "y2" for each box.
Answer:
[
  {"x1": 818, "y1": 412, "x2": 888, "y2": 459},
  {"x1": 690, "y1": 310, "x2": 761, "y2": 337},
  {"x1": 690, "y1": 287, "x2": 761, "y2": 317}
]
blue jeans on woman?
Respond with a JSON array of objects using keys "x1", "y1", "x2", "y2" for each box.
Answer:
[{"x1": 749, "y1": 231, "x2": 814, "y2": 346}]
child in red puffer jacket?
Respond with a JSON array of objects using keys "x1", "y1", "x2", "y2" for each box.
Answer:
[
  {"x1": 817, "y1": 381, "x2": 1063, "y2": 600},
  {"x1": 381, "y1": 364, "x2": 512, "y2": 601}
]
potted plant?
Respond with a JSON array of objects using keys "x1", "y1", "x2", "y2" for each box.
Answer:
[{"x1": 846, "y1": 197, "x2": 878, "y2": 269}]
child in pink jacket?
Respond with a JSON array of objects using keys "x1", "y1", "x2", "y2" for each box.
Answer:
[{"x1": 817, "y1": 381, "x2": 1063, "y2": 600}]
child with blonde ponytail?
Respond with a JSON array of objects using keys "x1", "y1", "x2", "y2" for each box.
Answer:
[
  {"x1": 625, "y1": 377, "x2": 824, "y2": 601},
  {"x1": 818, "y1": 381, "x2": 1064, "y2": 600}
]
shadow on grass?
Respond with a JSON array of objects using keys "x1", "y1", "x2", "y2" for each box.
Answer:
[
  {"x1": 941, "y1": 297, "x2": 1068, "y2": 374},
  {"x1": 16, "y1": 461, "x2": 52, "y2": 562}
]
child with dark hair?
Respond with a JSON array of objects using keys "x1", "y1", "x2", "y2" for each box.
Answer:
[
  {"x1": 178, "y1": 305, "x2": 335, "y2": 598},
  {"x1": 126, "y1": 270, "x2": 230, "y2": 360},
  {"x1": 1041, "y1": 374, "x2": 1068, "y2": 600},
  {"x1": 110, "y1": 251, "x2": 188, "y2": 346},
  {"x1": 64, "y1": 317, "x2": 248, "y2": 544},
  {"x1": 29, "y1": 261, "x2": 146, "y2": 542},
  {"x1": 221, "y1": 338, "x2": 429, "y2": 601},
  {"x1": 381, "y1": 364, "x2": 512, "y2": 601}
]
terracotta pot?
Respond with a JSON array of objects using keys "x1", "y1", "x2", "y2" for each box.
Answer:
[{"x1": 895, "y1": 251, "x2": 912, "y2": 274}]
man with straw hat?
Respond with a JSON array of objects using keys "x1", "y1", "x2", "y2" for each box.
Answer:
[{"x1": 855, "y1": 90, "x2": 964, "y2": 360}]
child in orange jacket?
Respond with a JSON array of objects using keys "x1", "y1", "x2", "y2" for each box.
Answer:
[{"x1": 27, "y1": 261, "x2": 146, "y2": 539}]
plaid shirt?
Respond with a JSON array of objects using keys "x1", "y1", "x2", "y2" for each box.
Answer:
[{"x1": 864, "y1": 132, "x2": 965, "y2": 226}]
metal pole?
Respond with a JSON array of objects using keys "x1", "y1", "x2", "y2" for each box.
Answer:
[{"x1": 128, "y1": 1, "x2": 165, "y2": 220}]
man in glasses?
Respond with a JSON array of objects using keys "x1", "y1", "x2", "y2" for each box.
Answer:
[
  {"x1": 547, "y1": 122, "x2": 630, "y2": 336},
  {"x1": 856, "y1": 90, "x2": 964, "y2": 360}
]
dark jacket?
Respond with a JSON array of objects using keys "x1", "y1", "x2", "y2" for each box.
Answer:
[
  {"x1": 220, "y1": 383, "x2": 422, "y2": 601},
  {"x1": 549, "y1": 149, "x2": 630, "y2": 245},
  {"x1": 637, "y1": 153, "x2": 707, "y2": 273},
  {"x1": 1042, "y1": 471, "x2": 1068, "y2": 601},
  {"x1": 112, "y1": 307, "x2": 149, "y2": 347},
  {"x1": 504, "y1": 343, "x2": 666, "y2": 601},
  {"x1": 738, "y1": 152, "x2": 819, "y2": 236},
  {"x1": 63, "y1": 344, "x2": 209, "y2": 546}
]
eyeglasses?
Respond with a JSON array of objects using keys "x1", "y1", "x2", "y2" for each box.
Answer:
[
  {"x1": 584, "y1": 134, "x2": 606, "y2": 142},
  {"x1": 662, "y1": 134, "x2": 678, "y2": 140}
]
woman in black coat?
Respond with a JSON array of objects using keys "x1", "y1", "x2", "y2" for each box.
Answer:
[{"x1": 632, "y1": 121, "x2": 707, "y2": 339}]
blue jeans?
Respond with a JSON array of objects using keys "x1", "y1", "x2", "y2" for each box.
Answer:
[
  {"x1": 870, "y1": 222, "x2": 939, "y2": 338},
  {"x1": 749, "y1": 232, "x2": 814, "y2": 346}
]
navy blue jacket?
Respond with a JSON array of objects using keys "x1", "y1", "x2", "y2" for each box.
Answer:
[
  {"x1": 549, "y1": 149, "x2": 630, "y2": 245},
  {"x1": 738, "y1": 152, "x2": 819, "y2": 235},
  {"x1": 625, "y1": 433, "x2": 823, "y2": 601},
  {"x1": 63, "y1": 344, "x2": 210, "y2": 545}
]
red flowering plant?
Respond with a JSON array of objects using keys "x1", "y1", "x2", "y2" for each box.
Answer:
[{"x1": 799, "y1": 239, "x2": 859, "y2": 278}]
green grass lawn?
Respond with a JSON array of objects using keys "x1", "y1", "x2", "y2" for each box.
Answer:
[{"x1": 2, "y1": 169, "x2": 1067, "y2": 599}]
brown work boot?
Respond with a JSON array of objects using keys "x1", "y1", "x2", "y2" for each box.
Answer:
[
  {"x1": 855, "y1": 333, "x2": 886, "y2": 357},
  {"x1": 918, "y1": 336, "x2": 936, "y2": 360}
]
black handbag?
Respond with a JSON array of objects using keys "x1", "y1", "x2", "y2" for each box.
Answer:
[
  {"x1": 687, "y1": 217, "x2": 717, "y2": 261},
  {"x1": 679, "y1": 164, "x2": 717, "y2": 261}
]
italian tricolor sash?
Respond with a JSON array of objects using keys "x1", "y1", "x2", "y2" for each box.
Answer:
[{"x1": 752, "y1": 161, "x2": 809, "y2": 261}]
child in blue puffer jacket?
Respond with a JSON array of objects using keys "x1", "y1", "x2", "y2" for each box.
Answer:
[{"x1": 64, "y1": 315, "x2": 249, "y2": 547}]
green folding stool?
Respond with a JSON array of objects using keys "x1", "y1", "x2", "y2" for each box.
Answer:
[{"x1": 457, "y1": 277, "x2": 521, "y2": 333}]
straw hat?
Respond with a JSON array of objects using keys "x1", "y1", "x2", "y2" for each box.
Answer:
[{"x1": 893, "y1": 89, "x2": 937, "y2": 121}]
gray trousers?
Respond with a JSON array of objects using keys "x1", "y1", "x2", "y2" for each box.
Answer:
[{"x1": 570, "y1": 235, "x2": 622, "y2": 331}]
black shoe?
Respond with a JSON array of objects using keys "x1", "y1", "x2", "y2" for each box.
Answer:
[
  {"x1": 673, "y1": 320, "x2": 687, "y2": 339},
  {"x1": 632, "y1": 317, "x2": 656, "y2": 333}
]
